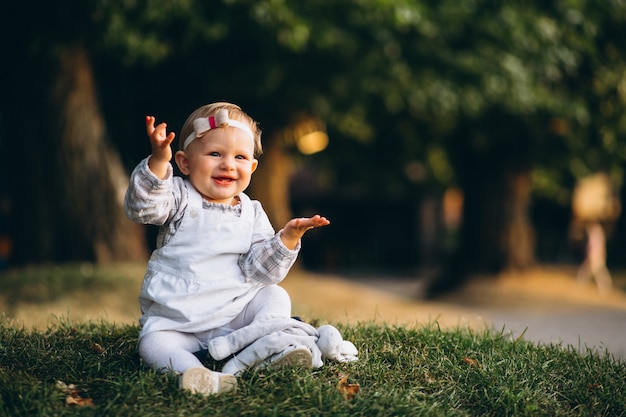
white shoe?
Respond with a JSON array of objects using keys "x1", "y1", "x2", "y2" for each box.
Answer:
[
  {"x1": 179, "y1": 367, "x2": 237, "y2": 395},
  {"x1": 266, "y1": 345, "x2": 313, "y2": 369}
]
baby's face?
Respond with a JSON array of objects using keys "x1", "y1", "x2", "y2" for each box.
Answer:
[{"x1": 182, "y1": 127, "x2": 258, "y2": 205}]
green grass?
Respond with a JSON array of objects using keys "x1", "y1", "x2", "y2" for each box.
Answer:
[
  {"x1": 1, "y1": 318, "x2": 624, "y2": 417},
  {"x1": 0, "y1": 264, "x2": 124, "y2": 301},
  {"x1": 0, "y1": 263, "x2": 142, "y2": 315},
  {"x1": 0, "y1": 263, "x2": 144, "y2": 327}
]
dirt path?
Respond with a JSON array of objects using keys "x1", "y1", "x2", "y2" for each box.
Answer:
[
  {"x1": 283, "y1": 267, "x2": 626, "y2": 359},
  {"x1": 283, "y1": 271, "x2": 486, "y2": 328},
  {"x1": 284, "y1": 266, "x2": 626, "y2": 323}
]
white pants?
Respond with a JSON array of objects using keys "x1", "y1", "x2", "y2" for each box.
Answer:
[{"x1": 138, "y1": 285, "x2": 292, "y2": 373}]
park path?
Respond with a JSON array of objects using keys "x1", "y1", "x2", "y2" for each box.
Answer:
[{"x1": 283, "y1": 266, "x2": 626, "y2": 360}]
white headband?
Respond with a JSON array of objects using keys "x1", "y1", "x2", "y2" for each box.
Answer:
[{"x1": 183, "y1": 108, "x2": 255, "y2": 150}]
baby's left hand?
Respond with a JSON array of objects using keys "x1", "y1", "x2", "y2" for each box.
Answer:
[{"x1": 280, "y1": 215, "x2": 330, "y2": 250}]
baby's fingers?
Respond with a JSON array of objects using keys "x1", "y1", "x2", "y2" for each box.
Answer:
[
  {"x1": 145, "y1": 116, "x2": 156, "y2": 136},
  {"x1": 299, "y1": 215, "x2": 330, "y2": 229},
  {"x1": 150, "y1": 120, "x2": 175, "y2": 145},
  {"x1": 146, "y1": 116, "x2": 170, "y2": 143},
  {"x1": 311, "y1": 215, "x2": 330, "y2": 226}
]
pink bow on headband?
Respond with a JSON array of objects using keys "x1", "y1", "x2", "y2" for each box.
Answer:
[{"x1": 183, "y1": 109, "x2": 254, "y2": 150}]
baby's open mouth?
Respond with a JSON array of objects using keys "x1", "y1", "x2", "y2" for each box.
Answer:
[{"x1": 214, "y1": 177, "x2": 235, "y2": 184}]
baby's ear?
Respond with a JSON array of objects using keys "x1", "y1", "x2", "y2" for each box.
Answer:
[{"x1": 175, "y1": 151, "x2": 190, "y2": 175}]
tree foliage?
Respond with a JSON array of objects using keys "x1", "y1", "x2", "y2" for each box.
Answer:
[
  {"x1": 76, "y1": 0, "x2": 626, "y2": 192},
  {"x1": 2, "y1": 0, "x2": 626, "y2": 275}
]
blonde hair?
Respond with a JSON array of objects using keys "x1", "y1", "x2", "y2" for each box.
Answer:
[{"x1": 179, "y1": 102, "x2": 262, "y2": 156}]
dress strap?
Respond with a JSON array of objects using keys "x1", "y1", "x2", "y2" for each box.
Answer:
[
  {"x1": 238, "y1": 193, "x2": 255, "y2": 224},
  {"x1": 184, "y1": 179, "x2": 204, "y2": 208}
]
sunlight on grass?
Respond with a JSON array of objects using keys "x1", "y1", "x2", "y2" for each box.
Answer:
[{"x1": 0, "y1": 263, "x2": 145, "y2": 328}]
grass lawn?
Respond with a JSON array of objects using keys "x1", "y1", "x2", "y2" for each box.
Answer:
[
  {"x1": 1, "y1": 319, "x2": 624, "y2": 416},
  {"x1": 0, "y1": 264, "x2": 625, "y2": 416}
]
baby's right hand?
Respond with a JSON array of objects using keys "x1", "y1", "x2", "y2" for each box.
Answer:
[{"x1": 146, "y1": 116, "x2": 176, "y2": 162}]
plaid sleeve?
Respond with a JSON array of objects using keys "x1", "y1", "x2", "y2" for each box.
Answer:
[
  {"x1": 239, "y1": 232, "x2": 301, "y2": 285},
  {"x1": 124, "y1": 157, "x2": 177, "y2": 226}
]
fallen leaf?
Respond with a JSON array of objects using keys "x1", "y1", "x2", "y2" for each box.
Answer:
[
  {"x1": 65, "y1": 393, "x2": 94, "y2": 407},
  {"x1": 337, "y1": 374, "x2": 360, "y2": 401},
  {"x1": 462, "y1": 357, "x2": 480, "y2": 367},
  {"x1": 55, "y1": 381, "x2": 75, "y2": 392},
  {"x1": 90, "y1": 342, "x2": 105, "y2": 354},
  {"x1": 56, "y1": 380, "x2": 94, "y2": 407}
]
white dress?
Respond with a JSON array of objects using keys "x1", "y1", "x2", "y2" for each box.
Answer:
[{"x1": 138, "y1": 179, "x2": 282, "y2": 339}]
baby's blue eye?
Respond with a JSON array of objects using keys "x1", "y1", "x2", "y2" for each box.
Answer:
[{"x1": 208, "y1": 151, "x2": 219, "y2": 157}]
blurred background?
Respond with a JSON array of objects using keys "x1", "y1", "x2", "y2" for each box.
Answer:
[{"x1": 1, "y1": 0, "x2": 626, "y2": 304}]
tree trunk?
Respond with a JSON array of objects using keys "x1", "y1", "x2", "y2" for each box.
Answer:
[
  {"x1": 500, "y1": 171, "x2": 536, "y2": 269},
  {"x1": 459, "y1": 163, "x2": 535, "y2": 273},
  {"x1": 10, "y1": 46, "x2": 147, "y2": 264},
  {"x1": 430, "y1": 113, "x2": 535, "y2": 295}
]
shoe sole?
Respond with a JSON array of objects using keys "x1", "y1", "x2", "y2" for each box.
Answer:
[
  {"x1": 268, "y1": 346, "x2": 313, "y2": 369},
  {"x1": 179, "y1": 367, "x2": 237, "y2": 395}
]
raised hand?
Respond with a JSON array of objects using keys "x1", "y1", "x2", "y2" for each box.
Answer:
[
  {"x1": 146, "y1": 116, "x2": 176, "y2": 179},
  {"x1": 280, "y1": 215, "x2": 330, "y2": 250}
]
